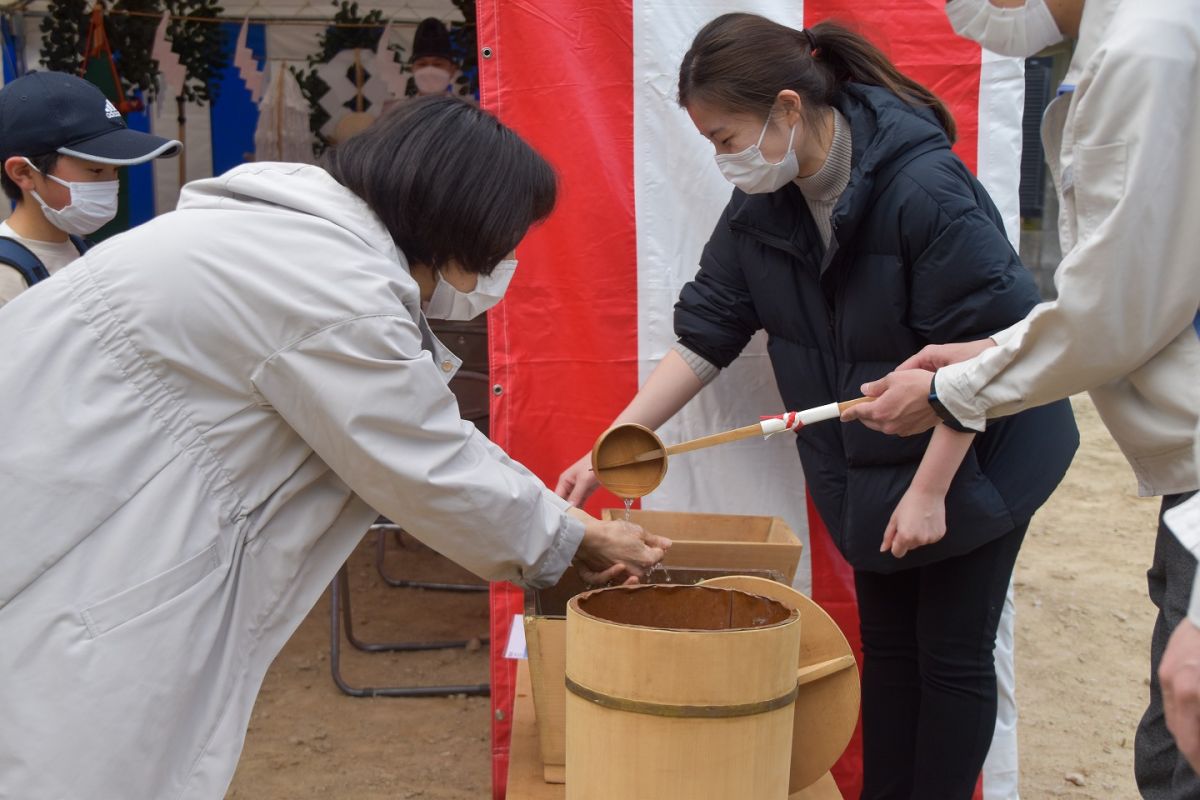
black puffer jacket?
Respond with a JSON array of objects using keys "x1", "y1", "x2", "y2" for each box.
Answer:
[{"x1": 675, "y1": 83, "x2": 1078, "y2": 573}]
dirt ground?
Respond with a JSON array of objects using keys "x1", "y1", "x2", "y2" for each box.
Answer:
[
  {"x1": 225, "y1": 537, "x2": 493, "y2": 800},
  {"x1": 1011, "y1": 396, "x2": 1160, "y2": 798},
  {"x1": 228, "y1": 394, "x2": 1162, "y2": 799}
]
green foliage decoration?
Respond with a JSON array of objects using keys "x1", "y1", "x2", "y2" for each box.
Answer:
[
  {"x1": 39, "y1": 0, "x2": 91, "y2": 76},
  {"x1": 290, "y1": 0, "x2": 386, "y2": 156},
  {"x1": 39, "y1": 0, "x2": 226, "y2": 108},
  {"x1": 106, "y1": 0, "x2": 164, "y2": 104},
  {"x1": 162, "y1": 0, "x2": 229, "y2": 105}
]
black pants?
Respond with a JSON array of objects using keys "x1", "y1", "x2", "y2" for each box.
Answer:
[
  {"x1": 1135, "y1": 492, "x2": 1200, "y2": 799},
  {"x1": 855, "y1": 523, "x2": 1028, "y2": 800}
]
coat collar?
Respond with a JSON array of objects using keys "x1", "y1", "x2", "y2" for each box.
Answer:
[{"x1": 727, "y1": 84, "x2": 950, "y2": 274}]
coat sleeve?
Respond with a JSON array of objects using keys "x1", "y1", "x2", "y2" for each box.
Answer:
[
  {"x1": 936, "y1": 26, "x2": 1200, "y2": 429},
  {"x1": 673, "y1": 206, "x2": 763, "y2": 369},
  {"x1": 251, "y1": 313, "x2": 583, "y2": 589},
  {"x1": 900, "y1": 172, "x2": 1041, "y2": 347}
]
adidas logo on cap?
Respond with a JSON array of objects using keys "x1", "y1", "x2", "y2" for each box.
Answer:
[{"x1": 104, "y1": 99, "x2": 121, "y2": 120}]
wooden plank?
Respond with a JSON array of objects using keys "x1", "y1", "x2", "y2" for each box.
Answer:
[
  {"x1": 507, "y1": 662, "x2": 564, "y2": 799},
  {"x1": 524, "y1": 617, "x2": 566, "y2": 773},
  {"x1": 792, "y1": 771, "x2": 844, "y2": 799}
]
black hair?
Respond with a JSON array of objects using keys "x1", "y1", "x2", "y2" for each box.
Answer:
[
  {"x1": 1, "y1": 152, "x2": 59, "y2": 203},
  {"x1": 324, "y1": 96, "x2": 557, "y2": 274},
  {"x1": 679, "y1": 14, "x2": 956, "y2": 143}
]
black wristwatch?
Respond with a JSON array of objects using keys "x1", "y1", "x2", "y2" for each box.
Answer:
[{"x1": 928, "y1": 370, "x2": 972, "y2": 433}]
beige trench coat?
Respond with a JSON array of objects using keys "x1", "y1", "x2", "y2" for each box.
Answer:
[{"x1": 0, "y1": 163, "x2": 582, "y2": 799}]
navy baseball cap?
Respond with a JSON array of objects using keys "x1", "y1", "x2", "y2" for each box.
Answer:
[{"x1": 0, "y1": 71, "x2": 181, "y2": 166}]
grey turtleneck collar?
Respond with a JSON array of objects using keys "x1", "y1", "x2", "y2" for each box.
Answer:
[
  {"x1": 671, "y1": 107, "x2": 854, "y2": 386},
  {"x1": 794, "y1": 108, "x2": 852, "y2": 248}
]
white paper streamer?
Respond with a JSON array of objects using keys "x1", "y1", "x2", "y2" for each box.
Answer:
[
  {"x1": 151, "y1": 13, "x2": 187, "y2": 101},
  {"x1": 234, "y1": 17, "x2": 265, "y2": 103}
]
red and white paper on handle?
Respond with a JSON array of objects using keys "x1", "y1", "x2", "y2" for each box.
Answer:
[{"x1": 760, "y1": 402, "x2": 845, "y2": 435}]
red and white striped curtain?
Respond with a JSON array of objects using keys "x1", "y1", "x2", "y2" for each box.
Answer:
[{"x1": 481, "y1": 2, "x2": 1025, "y2": 797}]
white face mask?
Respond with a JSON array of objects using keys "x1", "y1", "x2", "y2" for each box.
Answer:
[
  {"x1": 946, "y1": 0, "x2": 1064, "y2": 58},
  {"x1": 24, "y1": 159, "x2": 119, "y2": 236},
  {"x1": 714, "y1": 114, "x2": 799, "y2": 194},
  {"x1": 413, "y1": 66, "x2": 454, "y2": 96},
  {"x1": 424, "y1": 258, "x2": 516, "y2": 321}
]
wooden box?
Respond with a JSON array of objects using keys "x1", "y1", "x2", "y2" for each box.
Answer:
[{"x1": 600, "y1": 509, "x2": 802, "y2": 585}]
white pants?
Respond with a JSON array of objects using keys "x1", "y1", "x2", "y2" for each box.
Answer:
[{"x1": 983, "y1": 578, "x2": 1019, "y2": 800}]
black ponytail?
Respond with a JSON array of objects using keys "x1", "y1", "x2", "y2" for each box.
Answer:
[{"x1": 678, "y1": 13, "x2": 957, "y2": 143}]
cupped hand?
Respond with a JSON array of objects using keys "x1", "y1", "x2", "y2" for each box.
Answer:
[
  {"x1": 574, "y1": 518, "x2": 672, "y2": 584},
  {"x1": 555, "y1": 452, "x2": 600, "y2": 507},
  {"x1": 574, "y1": 563, "x2": 641, "y2": 586},
  {"x1": 841, "y1": 369, "x2": 939, "y2": 436},
  {"x1": 881, "y1": 488, "x2": 946, "y2": 559}
]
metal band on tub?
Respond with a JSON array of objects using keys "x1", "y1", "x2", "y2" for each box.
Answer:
[{"x1": 564, "y1": 676, "x2": 799, "y2": 718}]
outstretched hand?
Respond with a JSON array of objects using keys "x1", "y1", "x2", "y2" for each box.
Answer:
[
  {"x1": 556, "y1": 452, "x2": 600, "y2": 507},
  {"x1": 843, "y1": 339, "x2": 995, "y2": 435},
  {"x1": 896, "y1": 339, "x2": 996, "y2": 372},
  {"x1": 841, "y1": 369, "x2": 939, "y2": 436}
]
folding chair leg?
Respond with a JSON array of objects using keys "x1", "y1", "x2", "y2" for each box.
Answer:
[
  {"x1": 372, "y1": 525, "x2": 488, "y2": 592},
  {"x1": 338, "y1": 563, "x2": 487, "y2": 652},
  {"x1": 328, "y1": 565, "x2": 490, "y2": 698}
]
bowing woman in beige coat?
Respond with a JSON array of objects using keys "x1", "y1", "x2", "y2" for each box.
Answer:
[{"x1": 0, "y1": 96, "x2": 667, "y2": 799}]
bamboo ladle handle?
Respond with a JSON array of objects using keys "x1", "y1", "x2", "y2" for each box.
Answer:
[
  {"x1": 836, "y1": 397, "x2": 872, "y2": 413},
  {"x1": 631, "y1": 397, "x2": 874, "y2": 465},
  {"x1": 659, "y1": 422, "x2": 765, "y2": 458}
]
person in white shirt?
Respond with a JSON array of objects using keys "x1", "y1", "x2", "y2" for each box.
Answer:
[
  {"x1": 0, "y1": 214, "x2": 83, "y2": 302},
  {"x1": 841, "y1": 1, "x2": 1200, "y2": 795},
  {"x1": 0, "y1": 95, "x2": 666, "y2": 799},
  {"x1": 1162, "y1": 421, "x2": 1200, "y2": 775},
  {"x1": 0, "y1": 71, "x2": 180, "y2": 308},
  {"x1": 378, "y1": 18, "x2": 463, "y2": 120},
  {"x1": 409, "y1": 17, "x2": 460, "y2": 97}
]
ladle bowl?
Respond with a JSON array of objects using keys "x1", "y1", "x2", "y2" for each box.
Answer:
[
  {"x1": 591, "y1": 398, "x2": 873, "y2": 500},
  {"x1": 591, "y1": 423, "x2": 668, "y2": 499}
]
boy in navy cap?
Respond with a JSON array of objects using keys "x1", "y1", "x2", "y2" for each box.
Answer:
[{"x1": 0, "y1": 71, "x2": 180, "y2": 308}]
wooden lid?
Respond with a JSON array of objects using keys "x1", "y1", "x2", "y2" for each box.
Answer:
[{"x1": 699, "y1": 575, "x2": 860, "y2": 793}]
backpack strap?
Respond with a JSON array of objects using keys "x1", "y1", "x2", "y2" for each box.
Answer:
[
  {"x1": 69, "y1": 234, "x2": 92, "y2": 256},
  {"x1": 0, "y1": 236, "x2": 50, "y2": 287}
]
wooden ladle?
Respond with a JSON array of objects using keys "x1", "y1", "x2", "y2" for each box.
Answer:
[{"x1": 591, "y1": 398, "x2": 872, "y2": 499}]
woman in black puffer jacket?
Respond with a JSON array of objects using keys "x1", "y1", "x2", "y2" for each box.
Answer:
[{"x1": 556, "y1": 13, "x2": 1078, "y2": 800}]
